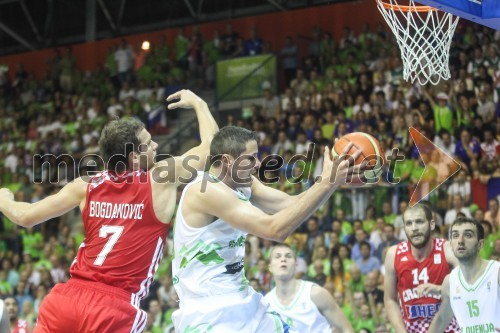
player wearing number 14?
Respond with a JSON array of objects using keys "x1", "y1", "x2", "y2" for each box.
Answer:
[
  {"x1": 384, "y1": 203, "x2": 461, "y2": 333},
  {"x1": 0, "y1": 90, "x2": 219, "y2": 332}
]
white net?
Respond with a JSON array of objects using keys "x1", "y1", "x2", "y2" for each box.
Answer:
[{"x1": 376, "y1": 0, "x2": 459, "y2": 85}]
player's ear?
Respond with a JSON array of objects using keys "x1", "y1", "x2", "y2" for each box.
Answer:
[
  {"x1": 430, "y1": 218, "x2": 435, "y2": 231},
  {"x1": 129, "y1": 151, "x2": 138, "y2": 168},
  {"x1": 477, "y1": 239, "x2": 484, "y2": 250},
  {"x1": 221, "y1": 153, "x2": 233, "y2": 166}
]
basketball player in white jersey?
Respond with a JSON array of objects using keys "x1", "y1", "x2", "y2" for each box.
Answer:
[
  {"x1": 266, "y1": 243, "x2": 354, "y2": 333},
  {"x1": 428, "y1": 217, "x2": 500, "y2": 333},
  {"x1": 172, "y1": 126, "x2": 363, "y2": 332}
]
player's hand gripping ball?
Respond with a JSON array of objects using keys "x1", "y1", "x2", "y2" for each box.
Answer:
[{"x1": 332, "y1": 132, "x2": 386, "y2": 185}]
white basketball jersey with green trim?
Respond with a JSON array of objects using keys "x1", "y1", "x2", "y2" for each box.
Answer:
[
  {"x1": 449, "y1": 260, "x2": 500, "y2": 333},
  {"x1": 172, "y1": 172, "x2": 251, "y2": 300},
  {"x1": 265, "y1": 280, "x2": 331, "y2": 333}
]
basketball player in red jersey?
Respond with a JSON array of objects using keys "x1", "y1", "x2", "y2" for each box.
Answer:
[
  {"x1": 384, "y1": 203, "x2": 460, "y2": 333},
  {"x1": 0, "y1": 89, "x2": 218, "y2": 333},
  {"x1": 4, "y1": 297, "x2": 31, "y2": 333}
]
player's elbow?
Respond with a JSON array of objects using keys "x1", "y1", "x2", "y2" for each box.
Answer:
[
  {"x1": 15, "y1": 212, "x2": 36, "y2": 228},
  {"x1": 267, "y1": 222, "x2": 288, "y2": 242}
]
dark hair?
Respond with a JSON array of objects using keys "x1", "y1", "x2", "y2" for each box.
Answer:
[
  {"x1": 384, "y1": 223, "x2": 395, "y2": 231},
  {"x1": 99, "y1": 118, "x2": 144, "y2": 172},
  {"x1": 404, "y1": 203, "x2": 433, "y2": 222},
  {"x1": 210, "y1": 126, "x2": 259, "y2": 165},
  {"x1": 450, "y1": 217, "x2": 485, "y2": 241},
  {"x1": 330, "y1": 255, "x2": 345, "y2": 279},
  {"x1": 480, "y1": 220, "x2": 492, "y2": 234},
  {"x1": 438, "y1": 128, "x2": 450, "y2": 137},
  {"x1": 269, "y1": 243, "x2": 296, "y2": 260},
  {"x1": 1, "y1": 295, "x2": 17, "y2": 304},
  {"x1": 360, "y1": 241, "x2": 371, "y2": 251}
]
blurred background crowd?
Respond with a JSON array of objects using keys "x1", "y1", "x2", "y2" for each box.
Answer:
[{"x1": 0, "y1": 17, "x2": 499, "y2": 333}]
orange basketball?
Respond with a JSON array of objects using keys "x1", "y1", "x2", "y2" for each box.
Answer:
[{"x1": 332, "y1": 132, "x2": 386, "y2": 185}]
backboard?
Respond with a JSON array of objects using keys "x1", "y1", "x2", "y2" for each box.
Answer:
[{"x1": 415, "y1": 0, "x2": 500, "y2": 30}]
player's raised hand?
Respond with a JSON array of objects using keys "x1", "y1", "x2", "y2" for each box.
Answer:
[
  {"x1": 166, "y1": 89, "x2": 203, "y2": 110},
  {"x1": 320, "y1": 142, "x2": 365, "y2": 189}
]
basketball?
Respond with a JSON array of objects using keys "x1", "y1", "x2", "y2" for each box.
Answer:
[{"x1": 332, "y1": 132, "x2": 385, "y2": 185}]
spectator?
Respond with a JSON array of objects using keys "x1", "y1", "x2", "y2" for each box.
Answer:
[
  {"x1": 374, "y1": 224, "x2": 399, "y2": 261},
  {"x1": 327, "y1": 255, "x2": 350, "y2": 293},
  {"x1": 221, "y1": 23, "x2": 239, "y2": 58},
  {"x1": 446, "y1": 169, "x2": 471, "y2": 207},
  {"x1": 290, "y1": 69, "x2": 309, "y2": 98},
  {"x1": 363, "y1": 271, "x2": 384, "y2": 305},
  {"x1": 261, "y1": 89, "x2": 281, "y2": 118},
  {"x1": 355, "y1": 242, "x2": 381, "y2": 275},
  {"x1": 444, "y1": 194, "x2": 472, "y2": 225},
  {"x1": 115, "y1": 39, "x2": 135, "y2": 83},
  {"x1": 308, "y1": 259, "x2": 327, "y2": 286},
  {"x1": 480, "y1": 127, "x2": 499, "y2": 161},
  {"x1": 455, "y1": 128, "x2": 480, "y2": 171},
  {"x1": 381, "y1": 202, "x2": 396, "y2": 225},
  {"x1": 422, "y1": 89, "x2": 454, "y2": 135},
  {"x1": 485, "y1": 198, "x2": 499, "y2": 232},
  {"x1": 280, "y1": 37, "x2": 298, "y2": 86},
  {"x1": 351, "y1": 228, "x2": 374, "y2": 261},
  {"x1": 244, "y1": 26, "x2": 263, "y2": 56}
]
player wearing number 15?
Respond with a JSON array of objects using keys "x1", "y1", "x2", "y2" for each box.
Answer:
[
  {"x1": 0, "y1": 90, "x2": 218, "y2": 333},
  {"x1": 428, "y1": 218, "x2": 500, "y2": 333},
  {"x1": 384, "y1": 203, "x2": 460, "y2": 333}
]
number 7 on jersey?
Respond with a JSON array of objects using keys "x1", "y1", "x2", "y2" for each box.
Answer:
[{"x1": 94, "y1": 225, "x2": 124, "y2": 266}]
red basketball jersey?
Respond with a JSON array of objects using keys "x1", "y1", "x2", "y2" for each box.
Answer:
[
  {"x1": 394, "y1": 238, "x2": 459, "y2": 333},
  {"x1": 70, "y1": 170, "x2": 168, "y2": 300}
]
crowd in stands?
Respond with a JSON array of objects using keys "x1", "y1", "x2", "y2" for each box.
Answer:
[{"x1": 0, "y1": 15, "x2": 499, "y2": 333}]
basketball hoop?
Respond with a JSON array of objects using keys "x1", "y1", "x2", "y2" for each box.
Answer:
[{"x1": 376, "y1": 0, "x2": 459, "y2": 85}]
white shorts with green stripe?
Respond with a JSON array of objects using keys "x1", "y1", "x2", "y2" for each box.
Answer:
[{"x1": 172, "y1": 287, "x2": 289, "y2": 333}]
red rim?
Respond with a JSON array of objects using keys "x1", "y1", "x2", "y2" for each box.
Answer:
[{"x1": 376, "y1": 0, "x2": 437, "y2": 12}]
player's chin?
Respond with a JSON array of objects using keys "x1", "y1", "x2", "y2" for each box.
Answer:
[{"x1": 410, "y1": 239, "x2": 426, "y2": 249}]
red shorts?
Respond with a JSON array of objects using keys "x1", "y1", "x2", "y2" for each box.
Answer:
[{"x1": 34, "y1": 279, "x2": 147, "y2": 333}]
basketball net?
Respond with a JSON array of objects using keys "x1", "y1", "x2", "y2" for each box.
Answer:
[{"x1": 376, "y1": 0, "x2": 459, "y2": 85}]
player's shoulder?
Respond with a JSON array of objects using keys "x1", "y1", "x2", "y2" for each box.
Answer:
[
  {"x1": 184, "y1": 174, "x2": 237, "y2": 203},
  {"x1": 393, "y1": 240, "x2": 410, "y2": 255},
  {"x1": 310, "y1": 283, "x2": 334, "y2": 309}
]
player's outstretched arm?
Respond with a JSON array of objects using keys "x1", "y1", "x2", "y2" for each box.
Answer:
[
  {"x1": 160, "y1": 89, "x2": 219, "y2": 181},
  {"x1": 428, "y1": 276, "x2": 454, "y2": 333},
  {"x1": 384, "y1": 246, "x2": 408, "y2": 333},
  {"x1": 187, "y1": 145, "x2": 361, "y2": 241},
  {"x1": 249, "y1": 176, "x2": 307, "y2": 214},
  {"x1": 250, "y1": 143, "x2": 365, "y2": 214},
  {"x1": 0, "y1": 177, "x2": 87, "y2": 228},
  {"x1": 311, "y1": 285, "x2": 354, "y2": 333}
]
